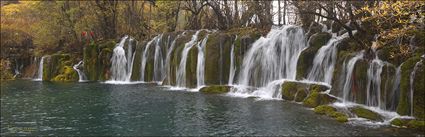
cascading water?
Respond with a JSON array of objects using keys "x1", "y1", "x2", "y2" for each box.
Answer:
[
  {"x1": 307, "y1": 31, "x2": 356, "y2": 84},
  {"x1": 164, "y1": 34, "x2": 182, "y2": 85},
  {"x1": 230, "y1": 25, "x2": 307, "y2": 99},
  {"x1": 73, "y1": 61, "x2": 87, "y2": 82},
  {"x1": 35, "y1": 56, "x2": 45, "y2": 81},
  {"x1": 110, "y1": 36, "x2": 129, "y2": 81},
  {"x1": 141, "y1": 35, "x2": 162, "y2": 81},
  {"x1": 342, "y1": 51, "x2": 364, "y2": 102},
  {"x1": 196, "y1": 34, "x2": 209, "y2": 88},
  {"x1": 365, "y1": 58, "x2": 385, "y2": 108},
  {"x1": 388, "y1": 65, "x2": 401, "y2": 111},
  {"x1": 409, "y1": 59, "x2": 423, "y2": 116},
  {"x1": 126, "y1": 38, "x2": 135, "y2": 81},
  {"x1": 237, "y1": 25, "x2": 307, "y2": 87},
  {"x1": 228, "y1": 36, "x2": 238, "y2": 85},
  {"x1": 176, "y1": 30, "x2": 201, "y2": 88},
  {"x1": 153, "y1": 35, "x2": 165, "y2": 82}
]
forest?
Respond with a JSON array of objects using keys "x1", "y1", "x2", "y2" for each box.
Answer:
[{"x1": 0, "y1": 0, "x2": 424, "y2": 136}]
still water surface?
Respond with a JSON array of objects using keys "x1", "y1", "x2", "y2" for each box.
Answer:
[{"x1": 0, "y1": 80, "x2": 422, "y2": 136}]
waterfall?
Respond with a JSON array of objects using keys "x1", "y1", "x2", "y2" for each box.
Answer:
[
  {"x1": 176, "y1": 30, "x2": 201, "y2": 88},
  {"x1": 409, "y1": 59, "x2": 423, "y2": 116},
  {"x1": 365, "y1": 58, "x2": 384, "y2": 108},
  {"x1": 228, "y1": 36, "x2": 238, "y2": 85},
  {"x1": 164, "y1": 34, "x2": 182, "y2": 85},
  {"x1": 110, "y1": 36, "x2": 129, "y2": 81},
  {"x1": 307, "y1": 31, "x2": 355, "y2": 84},
  {"x1": 153, "y1": 35, "x2": 165, "y2": 82},
  {"x1": 389, "y1": 65, "x2": 401, "y2": 111},
  {"x1": 126, "y1": 38, "x2": 135, "y2": 81},
  {"x1": 35, "y1": 56, "x2": 45, "y2": 81},
  {"x1": 342, "y1": 51, "x2": 364, "y2": 102},
  {"x1": 196, "y1": 34, "x2": 209, "y2": 88},
  {"x1": 73, "y1": 61, "x2": 87, "y2": 82},
  {"x1": 237, "y1": 25, "x2": 307, "y2": 87},
  {"x1": 141, "y1": 35, "x2": 162, "y2": 81}
]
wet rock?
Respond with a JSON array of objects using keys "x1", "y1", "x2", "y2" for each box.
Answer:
[
  {"x1": 296, "y1": 32, "x2": 331, "y2": 79},
  {"x1": 314, "y1": 105, "x2": 348, "y2": 123},
  {"x1": 200, "y1": 85, "x2": 231, "y2": 94},
  {"x1": 350, "y1": 106, "x2": 383, "y2": 121},
  {"x1": 303, "y1": 92, "x2": 337, "y2": 108}
]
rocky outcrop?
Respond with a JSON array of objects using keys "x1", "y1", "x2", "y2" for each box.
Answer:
[
  {"x1": 83, "y1": 40, "x2": 116, "y2": 81},
  {"x1": 280, "y1": 81, "x2": 335, "y2": 107},
  {"x1": 42, "y1": 54, "x2": 78, "y2": 82},
  {"x1": 350, "y1": 106, "x2": 383, "y2": 121}
]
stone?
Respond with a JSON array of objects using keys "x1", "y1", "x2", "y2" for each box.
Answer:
[
  {"x1": 350, "y1": 106, "x2": 383, "y2": 121},
  {"x1": 200, "y1": 85, "x2": 231, "y2": 94}
]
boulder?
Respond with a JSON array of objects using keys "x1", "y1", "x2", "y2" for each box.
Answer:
[
  {"x1": 200, "y1": 85, "x2": 231, "y2": 94},
  {"x1": 314, "y1": 105, "x2": 348, "y2": 123},
  {"x1": 350, "y1": 106, "x2": 383, "y2": 121},
  {"x1": 303, "y1": 92, "x2": 337, "y2": 108},
  {"x1": 281, "y1": 81, "x2": 330, "y2": 102}
]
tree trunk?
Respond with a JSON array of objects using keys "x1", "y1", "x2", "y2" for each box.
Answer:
[{"x1": 278, "y1": 0, "x2": 281, "y2": 25}]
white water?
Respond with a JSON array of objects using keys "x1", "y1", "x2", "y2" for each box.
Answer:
[
  {"x1": 110, "y1": 36, "x2": 129, "y2": 81},
  {"x1": 307, "y1": 31, "x2": 355, "y2": 84},
  {"x1": 196, "y1": 34, "x2": 209, "y2": 88},
  {"x1": 164, "y1": 34, "x2": 182, "y2": 85},
  {"x1": 141, "y1": 35, "x2": 162, "y2": 81},
  {"x1": 237, "y1": 25, "x2": 307, "y2": 88},
  {"x1": 34, "y1": 56, "x2": 46, "y2": 81},
  {"x1": 366, "y1": 58, "x2": 384, "y2": 109},
  {"x1": 153, "y1": 34, "x2": 165, "y2": 82},
  {"x1": 228, "y1": 36, "x2": 238, "y2": 85},
  {"x1": 409, "y1": 59, "x2": 423, "y2": 116},
  {"x1": 176, "y1": 30, "x2": 201, "y2": 88},
  {"x1": 389, "y1": 65, "x2": 401, "y2": 111},
  {"x1": 342, "y1": 51, "x2": 364, "y2": 102},
  {"x1": 73, "y1": 61, "x2": 87, "y2": 82},
  {"x1": 126, "y1": 38, "x2": 135, "y2": 81}
]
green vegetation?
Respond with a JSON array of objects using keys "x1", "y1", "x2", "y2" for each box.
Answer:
[{"x1": 314, "y1": 105, "x2": 348, "y2": 123}]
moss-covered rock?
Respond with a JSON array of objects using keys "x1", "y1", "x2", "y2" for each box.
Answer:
[
  {"x1": 83, "y1": 40, "x2": 116, "y2": 81},
  {"x1": 303, "y1": 92, "x2": 337, "y2": 108},
  {"x1": 51, "y1": 66, "x2": 78, "y2": 82},
  {"x1": 294, "y1": 89, "x2": 308, "y2": 102},
  {"x1": 314, "y1": 105, "x2": 348, "y2": 123},
  {"x1": 397, "y1": 55, "x2": 422, "y2": 116},
  {"x1": 281, "y1": 81, "x2": 330, "y2": 102},
  {"x1": 350, "y1": 106, "x2": 383, "y2": 121},
  {"x1": 200, "y1": 85, "x2": 231, "y2": 94},
  {"x1": 390, "y1": 118, "x2": 425, "y2": 131},
  {"x1": 296, "y1": 32, "x2": 331, "y2": 80},
  {"x1": 407, "y1": 120, "x2": 425, "y2": 130}
]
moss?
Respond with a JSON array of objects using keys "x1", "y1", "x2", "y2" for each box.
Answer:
[
  {"x1": 407, "y1": 120, "x2": 425, "y2": 129},
  {"x1": 390, "y1": 118, "x2": 406, "y2": 127},
  {"x1": 303, "y1": 92, "x2": 336, "y2": 108},
  {"x1": 294, "y1": 89, "x2": 307, "y2": 102},
  {"x1": 303, "y1": 92, "x2": 320, "y2": 108},
  {"x1": 200, "y1": 85, "x2": 231, "y2": 94},
  {"x1": 397, "y1": 56, "x2": 422, "y2": 116},
  {"x1": 335, "y1": 116, "x2": 349, "y2": 123},
  {"x1": 351, "y1": 106, "x2": 383, "y2": 121},
  {"x1": 310, "y1": 84, "x2": 329, "y2": 92},
  {"x1": 314, "y1": 105, "x2": 336, "y2": 115},
  {"x1": 282, "y1": 82, "x2": 298, "y2": 100},
  {"x1": 413, "y1": 63, "x2": 424, "y2": 120},
  {"x1": 314, "y1": 105, "x2": 348, "y2": 123}
]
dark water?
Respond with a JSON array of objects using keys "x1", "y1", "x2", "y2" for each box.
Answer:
[{"x1": 0, "y1": 80, "x2": 422, "y2": 136}]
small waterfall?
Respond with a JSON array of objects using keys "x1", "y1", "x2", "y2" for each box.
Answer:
[
  {"x1": 164, "y1": 34, "x2": 182, "y2": 84},
  {"x1": 389, "y1": 65, "x2": 401, "y2": 111},
  {"x1": 110, "y1": 36, "x2": 129, "y2": 81},
  {"x1": 342, "y1": 51, "x2": 364, "y2": 102},
  {"x1": 126, "y1": 38, "x2": 135, "y2": 81},
  {"x1": 35, "y1": 56, "x2": 45, "y2": 80},
  {"x1": 176, "y1": 30, "x2": 201, "y2": 88},
  {"x1": 153, "y1": 35, "x2": 165, "y2": 82},
  {"x1": 307, "y1": 31, "x2": 355, "y2": 84},
  {"x1": 141, "y1": 35, "x2": 162, "y2": 81},
  {"x1": 409, "y1": 59, "x2": 423, "y2": 116},
  {"x1": 73, "y1": 61, "x2": 87, "y2": 82},
  {"x1": 237, "y1": 25, "x2": 307, "y2": 87},
  {"x1": 228, "y1": 36, "x2": 238, "y2": 85},
  {"x1": 196, "y1": 34, "x2": 209, "y2": 88},
  {"x1": 366, "y1": 58, "x2": 384, "y2": 108}
]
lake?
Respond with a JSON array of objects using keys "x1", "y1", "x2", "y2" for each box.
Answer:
[{"x1": 0, "y1": 80, "x2": 421, "y2": 136}]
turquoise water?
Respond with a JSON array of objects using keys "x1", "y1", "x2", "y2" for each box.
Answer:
[{"x1": 0, "y1": 80, "x2": 422, "y2": 136}]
